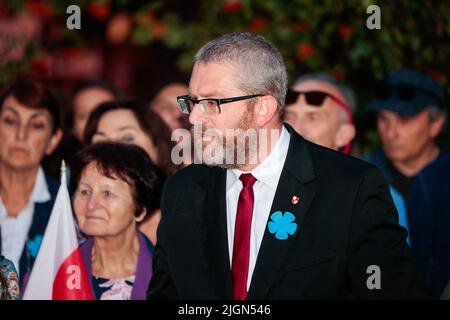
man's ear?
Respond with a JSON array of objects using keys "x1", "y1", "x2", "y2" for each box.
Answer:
[
  {"x1": 335, "y1": 123, "x2": 356, "y2": 150},
  {"x1": 135, "y1": 208, "x2": 147, "y2": 223},
  {"x1": 45, "y1": 129, "x2": 63, "y2": 156},
  {"x1": 254, "y1": 95, "x2": 279, "y2": 127},
  {"x1": 430, "y1": 113, "x2": 445, "y2": 138}
]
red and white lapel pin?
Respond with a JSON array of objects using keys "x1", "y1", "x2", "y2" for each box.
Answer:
[{"x1": 291, "y1": 195, "x2": 300, "y2": 205}]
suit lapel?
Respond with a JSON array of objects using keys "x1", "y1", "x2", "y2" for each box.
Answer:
[
  {"x1": 198, "y1": 167, "x2": 233, "y2": 299},
  {"x1": 247, "y1": 126, "x2": 318, "y2": 299}
]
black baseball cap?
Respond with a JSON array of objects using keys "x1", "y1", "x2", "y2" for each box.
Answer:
[{"x1": 369, "y1": 69, "x2": 444, "y2": 117}]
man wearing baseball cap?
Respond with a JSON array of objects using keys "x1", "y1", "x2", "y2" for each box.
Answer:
[
  {"x1": 365, "y1": 68, "x2": 448, "y2": 296},
  {"x1": 365, "y1": 68, "x2": 446, "y2": 197}
]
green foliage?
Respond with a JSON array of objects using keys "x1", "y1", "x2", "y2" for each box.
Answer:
[
  {"x1": 2, "y1": 0, "x2": 449, "y2": 151},
  {"x1": 154, "y1": 1, "x2": 448, "y2": 88},
  {"x1": 4, "y1": 1, "x2": 449, "y2": 88}
]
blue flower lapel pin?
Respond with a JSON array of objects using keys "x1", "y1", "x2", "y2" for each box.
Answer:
[
  {"x1": 268, "y1": 211, "x2": 297, "y2": 240},
  {"x1": 27, "y1": 235, "x2": 43, "y2": 258}
]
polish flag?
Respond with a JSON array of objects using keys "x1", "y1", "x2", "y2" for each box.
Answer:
[{"x1": 23, "y1": 162, "x2": 93, "y2": 300}]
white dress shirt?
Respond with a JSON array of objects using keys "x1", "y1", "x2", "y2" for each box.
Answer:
[
  {"x1": 226, "y1": 125, "x2": 290, "y2": 290},
  {"x1": 0, "y1": 167, "x2": 50, "y2": 273}
]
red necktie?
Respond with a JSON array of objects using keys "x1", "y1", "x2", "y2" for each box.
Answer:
[{"x1": 232, "y1": 173, "x2": 257, "y2": 300}]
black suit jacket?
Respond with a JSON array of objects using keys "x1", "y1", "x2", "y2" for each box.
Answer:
[{"x1": 147, "y1": 125, "x2": 430, "y2": 299}]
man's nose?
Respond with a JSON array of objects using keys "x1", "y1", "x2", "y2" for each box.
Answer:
[
  {"x1": 189, "y1": 104, "x2": 206, "y2": 125},
  {"x1": 179, "y1": 114, "x2": 191, "y2": 130}
]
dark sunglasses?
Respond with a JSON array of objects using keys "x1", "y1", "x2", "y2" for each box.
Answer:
[
  {"x1": 285, "y1": 89, "x2": 353, "y2": 122},
  {"x1": 376, "y1": 83, "x2": 443, "y2": 104}
]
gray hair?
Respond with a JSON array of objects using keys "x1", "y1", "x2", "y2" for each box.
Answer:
[
  {"x1": 427, "y1": 106, "x2": 447, "y2": 135},
  {"x1": 194, "y1": 32, "x2": 287, "y2": 114},
  {"x1": 293, "y1": 72, "x2": 356, "y2": 115},
  {"x1": 427, "y1": 106, "x2": 446, "y2": 121}
]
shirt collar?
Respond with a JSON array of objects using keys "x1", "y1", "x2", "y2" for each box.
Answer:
[
  {"x1": 0, "y1": 167, "x2": 50, "y2": 219},
  {"x1": 29, "y1": 166, "x2": 51, "y2": 203},
  {"x1": 227, "y1": 125, "x2": 290, "y2": 190}
]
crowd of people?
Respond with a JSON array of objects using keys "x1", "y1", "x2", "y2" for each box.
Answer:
[{"x1": 0, "y1": 31, "x2": 448, "y2": 300}]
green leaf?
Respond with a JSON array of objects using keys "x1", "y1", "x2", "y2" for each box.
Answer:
[{"x1": 131, "y1": 25, "x2": 153, "y2": 46}]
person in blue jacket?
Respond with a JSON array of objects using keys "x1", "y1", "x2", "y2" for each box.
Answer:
[
  {"x1": 408, "y1": 154, "x2": 450, "y2": 298},
  {"x1": 364, "y1": 69, "x2": 447, "y2": 243}
]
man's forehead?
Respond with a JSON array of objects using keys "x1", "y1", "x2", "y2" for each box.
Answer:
[
  {"x1": 293, "y1": 79, "x2": 345, "y2": 102},
  {"x1": 189, "y1": 61, "x2": 239, "y2": 96}
]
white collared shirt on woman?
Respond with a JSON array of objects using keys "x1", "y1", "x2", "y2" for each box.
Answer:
[{"x1": 0, "y1": 167, "x2": 50, "y2": 274}]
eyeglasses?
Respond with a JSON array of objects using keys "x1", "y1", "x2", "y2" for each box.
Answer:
[
  {"x1": 375, "y1": 83, "x2": 443, "y2": 104},
  {"x1": 177, "y1": 94, "x2": 263, "y2": 115},
  {"x1": 285, "y1": 89, "x2": 353, "y2": 122}
]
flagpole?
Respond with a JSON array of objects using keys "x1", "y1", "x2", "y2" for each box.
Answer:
[{"x1": 61, "y1": 160, "x2": 67, "y2": 185}]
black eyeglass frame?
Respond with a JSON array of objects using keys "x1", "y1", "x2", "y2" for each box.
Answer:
[{"x1": 177, "y1": 94, "x2": 264, "y2": 115}]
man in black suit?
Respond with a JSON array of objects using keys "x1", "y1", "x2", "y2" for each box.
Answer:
[{"x1": 147, "y1": 32, "x2": 430, "y2": 299}]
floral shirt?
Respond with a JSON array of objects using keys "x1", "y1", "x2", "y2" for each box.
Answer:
[
  {"x1": 0, "y1": 256, "x2": 20, "y2": 300},
  {"x1": 92, "y1": 275, "x2": 135, "y2": 300}
]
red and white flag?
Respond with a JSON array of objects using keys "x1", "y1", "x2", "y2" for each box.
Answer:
[{"x1": 23, "y1": 162, "x2": 93, "y2": 300}]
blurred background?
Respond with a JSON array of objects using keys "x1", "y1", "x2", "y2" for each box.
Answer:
[{"x1": 1, "y1": 0, "x2": 449, "y2": 154}]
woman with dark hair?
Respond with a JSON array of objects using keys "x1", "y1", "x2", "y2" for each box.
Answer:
[
  {"x1": 83, "y1": 100, "x2": 178, "y2": 244},
  {"x1": 71, "y1": 142, "x2": 163, "y2": 300},
  {"x1": 70, "y1": 79, "x2": 120, "y2": 143},
  {"x1": 84, "y1": 99, "x2": 177, "y2": 176},
  {"x1": 0, "y1": 255, "x2": 20, "y2": 300},
  {"x1": 44, "y1": 79, "x2": 121, "y2": 178},
  {"x1": 147, "y1": 78, "x2": 190, "y2": 132},
  {"x1": 0, "y1": 77, "x2": 62, "y2": 285}
]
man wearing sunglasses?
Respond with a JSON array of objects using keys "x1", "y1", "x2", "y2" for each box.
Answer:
[
  {"x1": 283, "y1": 72, "x2": 355, "y2": 154},
  {"x1": 365, "y1": 69, "x2": 447, "y2": 298},
  {"x1": 147, "y1": 33, "x2": 429, "y2": 300}
]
